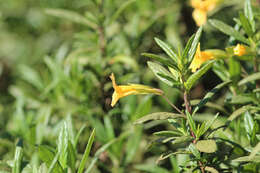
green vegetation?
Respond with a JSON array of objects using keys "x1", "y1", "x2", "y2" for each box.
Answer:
[{"x1": 0, "y1": 0, "x2": 260, "y2": 172}]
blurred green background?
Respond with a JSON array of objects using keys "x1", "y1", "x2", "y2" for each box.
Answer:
[{"x1": 0, "y1": 0, "x2": 257, "y2": 172}]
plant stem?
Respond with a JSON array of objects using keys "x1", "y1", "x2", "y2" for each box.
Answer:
[
  {"x1": 254, "y1": 57, "x2": 259, "y2": 88},
  {"x1": 161, "y1": 95, "x2": 185, "y2": 116},
  {"x1": 184, "y1": 91, "x2": 205, "y2": 173}
]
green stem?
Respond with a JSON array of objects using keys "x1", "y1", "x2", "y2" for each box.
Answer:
[{"x1": 184, "y1": 91, "x2": 205, "y2": 173}]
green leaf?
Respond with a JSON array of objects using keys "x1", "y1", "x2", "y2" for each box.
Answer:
[
  {"x1": 244, "y1": 0, "x2": 255, "y2": 32},
  {"x1": 77, "y1": 129, "x2": 95, "y2": 173},
  {"x1": 104, "y1": 116, "x2": 115, "y2": 140},
  {"x1": 134, "y1": 164, "x2": 169, "y2": 173},
  {"x1": 157, "y1": 151, "x2": 190, "y2": 164},
  {"x1": 229, "y1": 57, "x2": 241, "y2": 83},
  {"x1": 58, "y1": 123, "x2": 68, "y2": 169},
  {"x1": 153, "y1": 130, "x2": 182, "y2": 137},
  {"x1": 189, "y1": 143, "x2": 200, "y2": 159},
  {"x1": 244, "y1": 111, "x2": 254, "y2": 136},
  {"x1": 205, "y1": 167, "x2": 219, "y2": 173},
  {"x1": 239, "y1": 12, "x2": 254, "y2": 36},
  {"x1": 171, "y1": 136, "x2": 193, "y2": 145},
  {"x1": 38, "y1": 145, "x2": 63, "y2": 173},
  {"x1": 125, "y1": 127, "x2": 142, "y2": 164},
  {"x1": 186, "y1": 111, "x2": 196, "y2": 135},
  {"x1": 193, "y1": 81, "x2": 231, "y2": 115},
  {"x1": 154, "y1": 37, "x2": 178, "y2": 64},
  {"x1": 209, "y1": 19, "x2": 249, "y2": 44},
  {"x1": 106, "y1": 0, "x2": 136, "y2": 25},
  {"x1": 147, "y1": 61, "x2": 177, "y2": 86},
  {"x1": 134, "y1": 112, "x2": 185, "y2": 124},
  {"x1": 12, "y1": 140, "x2": 23, "y2": 173},
  {"x1": 188, "y1": 27, "x2": 202, "y2": 64},
  {"x1": 249, "y1": 142, "x2": 260, "y2": 159},
  {"x1": 190, "y1": 100, "x2": 228, "y2": 114},
  {"x1": 18, "y1": 65, "x2": 43, "y2": 90},
  {"x1": 67, "y1": 141, "x2": 76, "y2": 172},
  {"x1": 132, "y1": 96, "x2": 152, "y2": 121},
  {"x1": 45, "y1": 8, "x2": 98, "y2": 29},
  {"x1": 233, "y1": 156, "x2": 260, "y2": 163},
  {"x1": 238, "y1": 72, "x2": 260, "y2": 86},
  {"x1": 48, "y1": 152, "x2": 61, "y2": 173},
  {"x1": 185, "y1": 60, "x2": 215, "y2": 91},
  {"x1": 227, "y1": 105, "x2": 260, "y2": 121},
  {"x1": 196, "y1": 113, "x2": 219, "y2": 138},
  {"x1": 230, "y1": 95, "x2": 258, "y2": 105},
  {"x1": 142, "y1": 53, "x2": 178, "y2": 70},
  {"x1": 182, "y1": 34, "x2": 195, "y2": 63},
  {"x1": 212, "y1": 60, "x2": 229, "y2": 81},
  {"x1": 195, "y1": 140, "x2": 217, "y2": 153},
  {"x1": 86, "y1": 132, "x2": 130, "y2": 173}
]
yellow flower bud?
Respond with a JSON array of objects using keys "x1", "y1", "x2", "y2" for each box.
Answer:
[
  {"x1": 110, "y1": 73, "x2": 163, "y2": 107},
  {"x1": 191, "y1": 0, "x2": 218, "y2": 26},
  {"x1": 189, "y1": 43, "x2": 215, "y2": 72},
  {"x1": 233, "y1": 44, "x2": 246, "y2": 56}
]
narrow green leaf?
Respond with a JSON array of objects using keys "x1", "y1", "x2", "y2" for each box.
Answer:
[
  {"x1": 157, "y1": 151, "x2": 190, "y2": 164},
  {"x1": 147, "y1": 61, "x2": 177, "y2": 86},
  {"x1": 38, "y1": 145, "x2": 63, "y2": 173},
  {"x1": 18, "y1": 65, "x2": 43, "y2": 90},
  {"x1": 212, "y1": 60, "x2": 229, "y2": 81},
  {"x1": 205, "y1": 166, "x2": 219, "y2": 173},
  {"x1": 239, "y1": 12, "x2": 254, "y2": 36},
  {"x1": 171, "y1": 136, "x2": 193, "y2": 145},
  {"x1": 154, "y1": 37, "x2": 178, "y2": 64},
  {"x1": 230, "y1": 94, "x2": 258, "y2": 105},
  {"x1": 229, "y1": 57, "x2": 241, "y2": 83},
  {"x1": 188, "y1": 27, "x2": 202, "y2": 64},
  {"x1": 189, "y1": 144, "x2": 200, "y2": 159},
  {"x1": 132, "y1": 96, "x2": 152, "y2": 121},
  {"x1": 209, "y1": 19, "x2": 249, "y2": 44},
  {"x1": 104, "y1": 116, "x2": 115, "y2": 140},
  {"x1": 134, "y1": 164, "x2": 169, "y2": 173},
  {"x1": 74, "y1": 124, "x2": 86, "y2": 148},
  {"x1": 47, "y1": 152, "x2": 61, "y2": 173},
  {"x1": 186, "y1": 111, "x2": 196, "y2": 135},
  {"x1": 12, "y1": 140, "x2": 23, "y2": 173},
  {"x1": 182, "y1": 34, "x2": 195, "y2": 62},
  {"x1": 125, "y1": 127, "x2": 142, "y2": 164},
  {"x1": 233, "y1": 156, "x2": 260, "y2": 162},
  {"x1": 45, "y1": 8, "x2": 98, "y2": 29},
  {"x1": 185, "y1": 60, "x2": 215, "y2": 91},
  {"x1": 228, "y1": 106, "x2": 249, "y2": 121},
  {"x1": 244, "y1": 111, "x2": 254, "y2": 135},
  {"x1": 134, "y1": 112, "x2": 185, "y2": 124},
  {"x1": 153, "y1": 130, "x2": 182, "y2": 137},
  {"x1": 58, "y1": 123, "x2": 68, "y2": 169},
  {"x1": 67, "y1": 141, "x2": 76, "y2": 172},
  {"x1": 195, "y1": 140, "x2": 217, "y2": 153},
  {"x1": 190, "y1": 100, "x2": 228, "y2": 114},
  {"x1": 227, "y1": 105, "x2": 260, "y2": 121},
  {"x1": 249, "y1": 142, "x2": 260, "y2": 159},
  {"x1": 107, "y1": 0, "x2": 136, "y2": 25},
  {"x1": 244, "y1": 0, "x2": 255, "y2": 32},
  {"x1": 86, "y1": 132, "x2": 130, "y2": 173},
  {"x1": 142, "y1": 53, "x2": 178, "y2": 70},
  {"x1": 197, "y1": 113, "x2": 219, "y2": 138},
  {"x1": 77, "y1": 129, "x2": 95, "y2": 173},
  {"x1": 193, "y1": 81, "x2": 231, "y2": 114},
  {"x1": 238, "y1": 72, "x2": 260, "y2": 86}
]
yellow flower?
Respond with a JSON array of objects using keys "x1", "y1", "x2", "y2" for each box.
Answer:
[
  {"x1": 192, "y1": 9, "x2": 207, "y2": 27},
  {"x1": 110, "y1": 73, "x2": 163, "y2": 107},
  {"x1": 189, "y1": 43, "x2": 215, "y2": 72},
  {"x1": 191, "y1": 0, "x2": 218, "y2": 26},
  {"x1": 233, "y1": 44, "x2": 246, "y2": 56}
]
